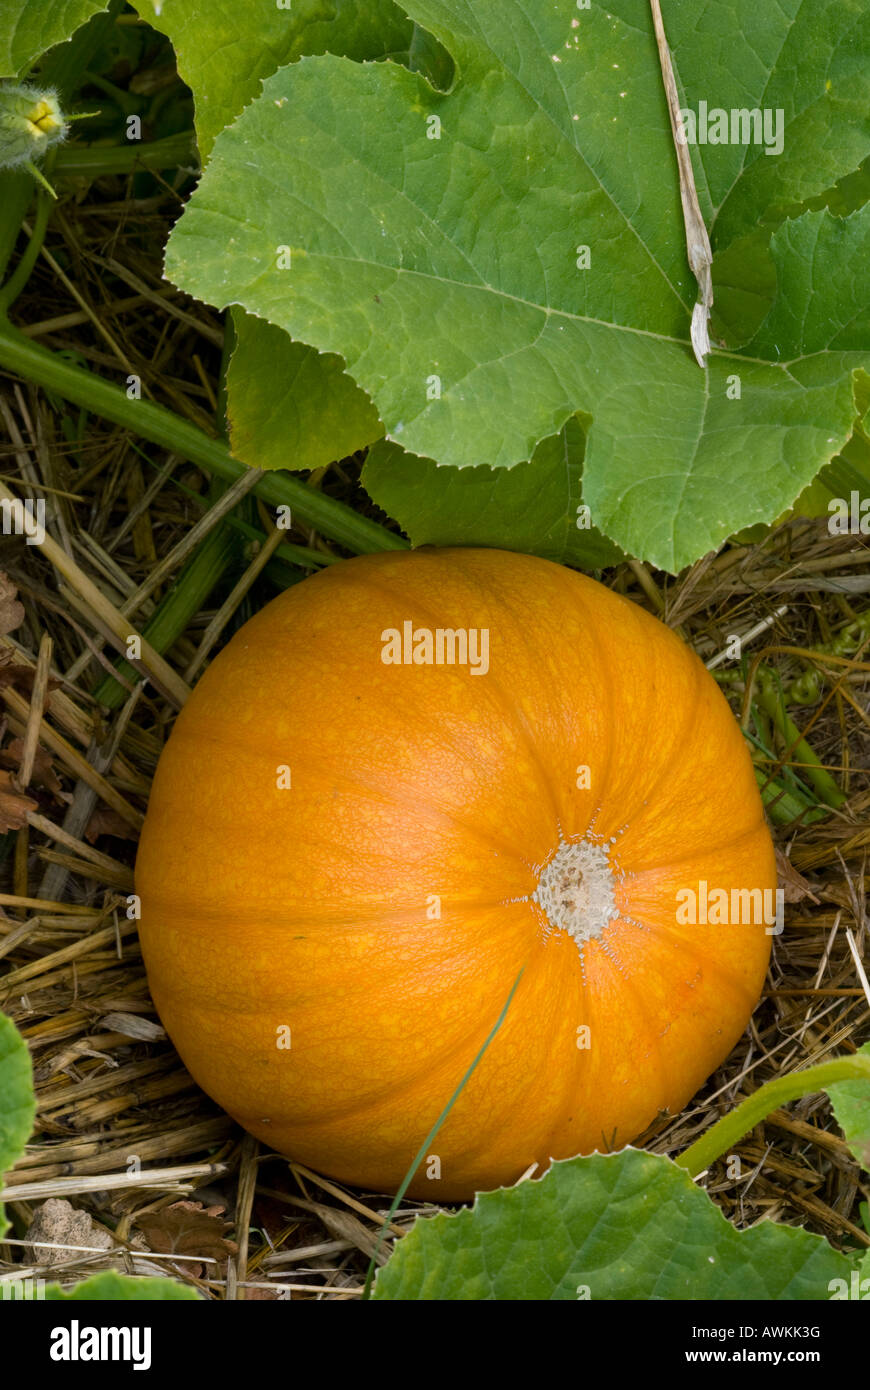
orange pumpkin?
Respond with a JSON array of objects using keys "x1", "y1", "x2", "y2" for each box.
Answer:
[{"x1": 136, "y1": 548, "x2": 774, "y2": 1200}]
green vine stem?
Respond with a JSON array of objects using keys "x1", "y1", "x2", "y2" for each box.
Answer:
[
  {"x1": 751, "y1": 763, "x2": 826, "y2": 827},
  {"x1": 223, "y1": 512, "x2": 335, "y2": 570},
  {"x1": 790, "y1": 610, "x2": 870, "y2": 704},
  {"x1": 0, "y1": 172, "x2": 36, "y2": 289},
  {"x1": 92, "y1": 519, "x2": 235, "y2": 710},
  {"x1": 0, "y1": 182, "x2": 53, "y2": 313},
  {"x1": 715, "y1": 675, "x2": 834, "y2": 824},
  {"x1": 676, "y1": 1054, "x2": 870, "y2": 1180},
  {"x1": 52, "y1": 131, "x2": 198, "y2": 177},
  {"x1": 713, "y1": 609, "x2": 870, "y2": 706},
  {"x1": 153, "y1": 459, "x2": 336, "y2": 570},
  {"x1": 754, "y1": 667, "x2": 847, "y2": 809},
  {"x1": 0, "y1": 322, "x2": 406, "y2": 556}
]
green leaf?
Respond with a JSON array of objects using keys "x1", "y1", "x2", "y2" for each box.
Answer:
[
  {"x1": 137, "y1": 0, "x2": 450, "y2": 163},
  {"x1": 373, "y1": 1148, "x2": 857, "y2": 1301},
  {"x1": 711, "y1": 227, "x2": 778, "y2": 349},
  {"x1": 363, "y1": 417, "x2": 624, "y2": 568},
  {"x1": 227, "y1": 312, "x2": 381, "y2": 472},
  {"x1": 44, "y1": 1271, "x2": 199, "y2": 1300},
  {"x1": 652, "y1": 0, "x2": 870, "y2": 247},
  {"x1": 0, "y1": 1, "x2": 110, "y2": 77},
  {"x1": 140, "y1": 0, "x2": 434, "y2": 474},
  {"x1": 165, "y1": 1, "x2": 870, "y2": 572},
  {"x1": 827, "y1": 1042, "x2": 870, "y2": 1173},
  {"x1": 749, "y1": 210, "x2": 870, "y2": 360},
  {"x1": 712, "y1": 161, "x2": 870, "y2": 349},
  {"x1": 791, "y1": 368, "x2": 870, "y2": 518},
  {"x1": 0, "y1": 1010, "x2": 35, "y2": 1240}
]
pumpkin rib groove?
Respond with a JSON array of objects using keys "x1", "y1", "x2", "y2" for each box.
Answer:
[
  {"x1": 598, "y1": 645, "x2": 708, "y2": 839},
  {"x1": 456, "y1": 555, "x2": 616, "y2": 840},
  {"x1": 559, "y1": 944, "x2": 651, "y2": 1161},
  {"x1": 408, "y1": 952, "x2": 584, "y2": 1179},
  {"x1": 149, "y1": 908, "x2": 543, "y2": 1029},
  {"x1": 446, "y1": 570, "x2": 579, "y2": 835},
  {"x1": 617, "y1": 817, "x2": 771, "y2": 875},
  {"x1": 545, "y1": 556, "x2": 691, "y2": 837},
  {"x1": 548, "y1": 560, "x2": 624, "y2": 829},
  {"x1": 564, "y1": 945, "x2": 603, "y2": 1144},
  {"x1": 305, "y1": 744, "x2": 558, "y2": 888},
  {"x1": 615, "y1": 911, "x2": 769, "y2": 1004},
  {"x1": 171, "y1": 725, "x2": 542, "y2": 873},
  {"x1": 582, "y1": 929, "x2": 671, "y2": 1116},
  {"x1": 350, "y1": 561, "x2": 567, "y2": 835},
  {"x1": 140, "y1": 894, "x2": 547, "y2": 933},
  {"x1": 153, "y1": 791, "x2": 537, "y2": 914}
]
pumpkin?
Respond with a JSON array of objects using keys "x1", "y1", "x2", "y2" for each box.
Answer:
[{"x1": 136, "y1": 547, "x2": 775, "y2": 1200}]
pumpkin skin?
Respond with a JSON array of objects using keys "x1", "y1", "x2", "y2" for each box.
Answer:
[{"x1": 136, "y1": 547, "x2": 774, "y2": 1200}]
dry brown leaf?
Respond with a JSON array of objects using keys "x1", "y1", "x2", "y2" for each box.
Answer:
[
  {"x1": 0, "y1": 649, "x2": 60, "y2": 697},
  {"x1": 0, "y1": 737, "x2": 62, "y2": 795},
  {"x1": 85, "y1": 806, "x2": 140, "y2": 843},
  {"x1": 0, "y1": 574, "x2": 25, "y2": 636},
  {"x1": 135, "y1": 1201, "x2": 238, "y2": 1266},
  {"x1": 0, "y1": 769, "x2": 37, "y2": 831},
  {"x1": 775, "y1": 848, "x2": 821, "y2": 905}
]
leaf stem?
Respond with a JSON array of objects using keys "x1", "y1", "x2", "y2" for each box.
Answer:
[
  {"x1": 0, "y1": 322, "x2": 406, "y2": 556},
  {"x1": 0, "y1": 186, "x2": 53, "y2": 313},
  {"x1": 754, "y1": 667, "x2": 847, "y2": 809},
  {"x1": 92, "y1": 521, "x2": 235, "y2": 709},
  {"x1": 676, "y1": 1055, "x2": 870, "y2": 1179},
  {"x1": 751, "y1": 764, "x2": 825, "y2": 826},
  {"x1": 0, "y1": 174, "x2": 36, "y2": 289},
  {"x1": 52, "y1": 131, "x2": 198, "y2": 177}
]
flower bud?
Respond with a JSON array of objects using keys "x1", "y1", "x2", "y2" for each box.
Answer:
[{"x1": 0, "y1": 83, "x2": 68, "y2": 170}]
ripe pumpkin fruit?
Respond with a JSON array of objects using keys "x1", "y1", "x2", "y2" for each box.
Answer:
[{"x1": 136, "y1": 547, "x2": 775, "y2": 1200}]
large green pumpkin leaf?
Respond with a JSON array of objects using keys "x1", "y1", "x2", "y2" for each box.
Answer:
[
  {"x1": 136, "y1": 0, "x2": 450, "y2": 163},
  {"x1": 712, "y1": 159, "x2": 870, "y2": 349},
  {"x1": 227, "y1": 313, "x2": 381, "y2": 473},
  {"x1": 827, "y1": 1042, "x2": 870, "y2": 1174},
  {"x1": 138, "y1": 0, "x2": 440, "y2": 473},
  {"x1": 363, "y1": 418, "x2": 624, "y2": 568},
  {"x1": 165, "y1": 0, "x2": 870, "y2": 571},
  {"x1": 749, "y1": 209, "x2": 870, "y2": 360},
  {"x1": 373, "y1": 1149, "x2": 857, "y2": 1301},
  {"x1": 0, "y1": 1011, "x2": 35, "y2": 1240},
  {"x1": 652, "y1": 0, "x2": 868, "y2": 248},
  {"x1": 43, "y1": 1271, "x2": 199, "y2": 1300},
  {"x1": 0, "y1": 1, "x2": 110, "y2": 77}
]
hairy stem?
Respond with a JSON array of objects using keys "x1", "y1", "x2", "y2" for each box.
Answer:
[
  {"x1": 0, "y1": 187, "x2": 53, "y2": 313},
  {"x1": 676, "y1": 1055, "x2": 870, "y2": 1179},
  {"x1": 53, "y1": 131, "x2": 198, "y2": 177}
]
